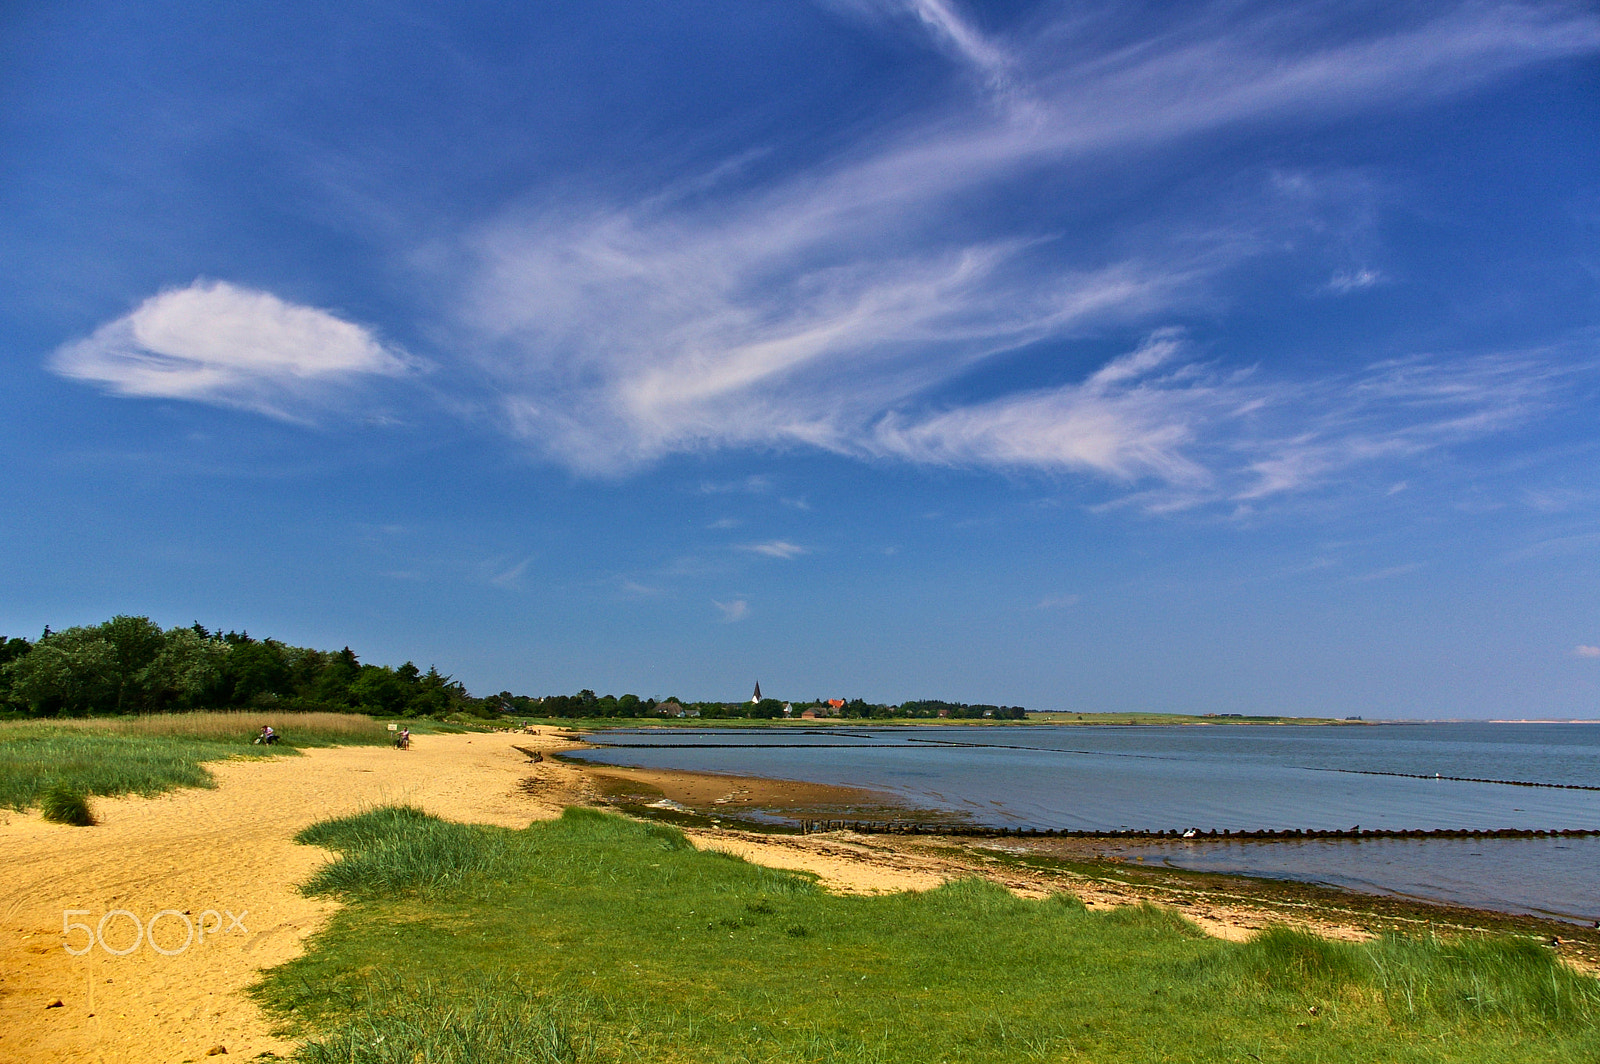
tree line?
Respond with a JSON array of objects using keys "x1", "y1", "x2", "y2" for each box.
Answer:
[
  {"x1": 0, "y1": 615, "x2": 1028, "y2": 721},
  {"x1": 0, "y1": 616, "x2": 476, "y2": 718}
]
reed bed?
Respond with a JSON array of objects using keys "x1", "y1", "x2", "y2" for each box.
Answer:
[
  {"x1": 6, "y1": 710, "x2": 388, "y2": 741},
  {"x1": 0, "y1": 712, "x2": 390, "y2": 811}
]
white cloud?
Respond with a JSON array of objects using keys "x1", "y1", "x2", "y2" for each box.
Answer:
[
  {"x1": 819, "y1": 0, "x2": 1012, "y2": 78},
  {"x1": 1035, "y1": 594, "x2": 1080, "y2": 609},
  {"x1": 488, "y1": 557, "x2": 532, "y2": 589},
  {"x1": 1573, "y1": 645, "x2": 1600, "y2": 659},
  {"x1": 1325, "y1": 268, "x2": 1384, "y2": 293},
  {"x1": 698, "y1": 476, "x2": 772, "y2": 495},
  {"x1": 51, "y1": 280, "x2": 416, "y2": 420},
  {"x1": 713, "y1": 598, "x2": 750, "y2": 622},
  {"x1": 739, "y1": 540, "x2": 809, "y2": 560},
  {"x1": 462, "y1": 2, "x2": 1596, "y2": 488},
  {"x1": 868, "y1": 331, "x2": 1216, "y2": 483},
  {"x1": 1351, "y1": 562, "x2": 1425, "y2": 582},
  {"x1": 1232, "y1": 352, "x2": 1567, "y2": 500},
  {"x1": 896, "y1": 0, "x2": 1014, "y2": 89}
]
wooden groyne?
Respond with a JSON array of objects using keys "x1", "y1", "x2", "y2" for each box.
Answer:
[{"x1": 797, "y1": 821, "x2": 1600, "y2": 840}]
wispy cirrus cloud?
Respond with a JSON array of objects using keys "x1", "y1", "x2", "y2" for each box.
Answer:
[
  {"x1": 1325, "y1": 268, "x2": 1384, "y2": 294},
  {"x1": 51, "y1": 281, "x2": 417, "y2": 421},
  {"x1": 1035, "y1": 594, "x2": 1080, "y2": 609},
  {"x1": 818, "y1": 0, "x2": 1014, "y2": 87},
  {"x1": 1352, "y1": 562, "x2": 1426, "y2": 582},
  {"x1": 739, "y1": 540, "x2": 810, "y2": 560},
  {"x1": 487, "y1": 556, "x2": 532, "y2": 589},
  {"x1": 867, "y1": 331, "x2": 1221, "y2": 485},
  {"x1": 713, "y1": 598, "x2": 750, "y2": 622},
  {"x1": 698, "y1": 475, "x2": 772, "y2": 495},
  {"x1": 463, "y1": 0, "x2": 1598, "y2": 496},
  {"x1": 1079, "y1": 343, "x2": 1576, "y2": 512}
]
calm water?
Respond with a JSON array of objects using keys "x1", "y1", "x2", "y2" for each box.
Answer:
[{"x1": 577, "y1": 723, "x2": 1600, "y2": 922}]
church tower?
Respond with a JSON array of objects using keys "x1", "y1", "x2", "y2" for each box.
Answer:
[{"x1": 751, "y1": 681, "x2": 762, "y2": 703}]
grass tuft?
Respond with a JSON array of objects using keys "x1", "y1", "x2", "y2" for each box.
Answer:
[
  {"x1": 1365, "y1": 933, "x2": 1600, "y2": 1026},
  {"x1": 297, "y1": 806, "x2": 515, "y2": 898},
  {"x1": 1046, "y1": 889, "x2": 1088, "y2": 911},
  {"x1": 1101, "y1": 899, "x2": 1208, "y2": 938},
  {"x1": 38, "y1": 783, "x2": 94, "y2": 825},
  {"x1": 1216, "y1": 925, "x2": 1367, "y2": 987}
]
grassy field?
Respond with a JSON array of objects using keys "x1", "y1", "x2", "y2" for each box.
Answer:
[
  {"x1": 0, "y1": 711, "x2": 395, "y2": 811},
  {"x1": 257, "y1": 806, "x2": 1600, "y2": 1064}
]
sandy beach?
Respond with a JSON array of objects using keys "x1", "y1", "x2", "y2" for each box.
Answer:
[{"x1": 2, "y1": 730, "x2": 1594, "y2": 1064}]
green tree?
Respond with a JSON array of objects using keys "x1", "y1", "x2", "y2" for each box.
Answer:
[
  {"x1": 97, "y1": 615, "x2": 168, "y2": 712},
  {"x1": 6, "y1": 627, "x2": 119, "y2": 716},
  {"x1": 411, "y1": 667, "x2": 459, "y2": 716},
  {"x1": 142, "y1": 626, "x2": 229, "y2": 709},
  {"x1": 350, "y1": 665, "x2": 412, "y2": 716},
  {"x1": 0, "y1": 636, "x2": 32, "y2": 709},
  {"x1": 750, "y1": 698, "x2": 786, "y2": 719},
  {"x1": 313, "y1": 647, "x2": 362, "y2": 707},
  {"x1": 225, "y1": 639, "x2": 294, "y2": 706}
]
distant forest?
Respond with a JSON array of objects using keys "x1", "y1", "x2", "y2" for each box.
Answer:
[{"x1": 0, "y1": 616, "x2": 1026, "y2": 721}]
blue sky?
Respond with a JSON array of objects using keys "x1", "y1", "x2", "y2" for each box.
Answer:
[{"x1": 3, "y1": 0, "x2": 1599, "y2": 717}]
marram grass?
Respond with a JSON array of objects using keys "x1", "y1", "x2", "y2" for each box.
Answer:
[
  {"x1": 256, "y1": 806, "x2": 1600, "y2": 1064},
  {"x1": 38, "y1": 782, "x2": 94, "y2": 825}
]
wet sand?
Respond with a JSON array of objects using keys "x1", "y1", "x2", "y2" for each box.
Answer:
[{"x1": 577, "y1": 758, "x2": 952, "y2": 824}]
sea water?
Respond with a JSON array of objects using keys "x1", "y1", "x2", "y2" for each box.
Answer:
[{"x1": 576, "y1": 723, "x2": 1600, "y2": 922}]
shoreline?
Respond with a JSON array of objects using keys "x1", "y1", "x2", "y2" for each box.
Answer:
[{"x1": 556, "y1": 735, "x2": 1600, "y2": 966}]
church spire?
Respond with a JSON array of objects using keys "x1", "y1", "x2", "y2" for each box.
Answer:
[{"x1": 751, "y1": 681, "x2": 762, "y2": 703}]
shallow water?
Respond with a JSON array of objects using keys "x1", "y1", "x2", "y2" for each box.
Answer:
[
  {"x1": 578, "y1": 722, "x2": 1600, "y2": 921},
  {"x1": 1108, "y1": 836, "x2": 1600, "y2": 923}
]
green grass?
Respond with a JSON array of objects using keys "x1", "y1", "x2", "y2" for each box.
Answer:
[
  {"x1": 256, "y1": 806, "x2": 1600, "y2": 1064},
  {"x1": 0, "y1": 712, "x2": 395, "y2": 811},
  {"x1": 38, "y1": 782, "x2": 95, "y2": 825}
]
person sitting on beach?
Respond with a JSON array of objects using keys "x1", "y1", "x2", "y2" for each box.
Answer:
[{"x1": 257, "y1": 725, "x2": 278, "y2": 745}]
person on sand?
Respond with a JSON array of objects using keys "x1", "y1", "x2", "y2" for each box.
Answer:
[
  {"x1": 396, "y1": 727, "x2": 410, "y2": 750},
  {"x1": 256, "y1": 725, "x2": 278, "y2": 745}
]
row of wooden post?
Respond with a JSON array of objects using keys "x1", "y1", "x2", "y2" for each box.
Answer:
[{"x1": 795, "y1": 821, "x2": 1600, "y2": 840}]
